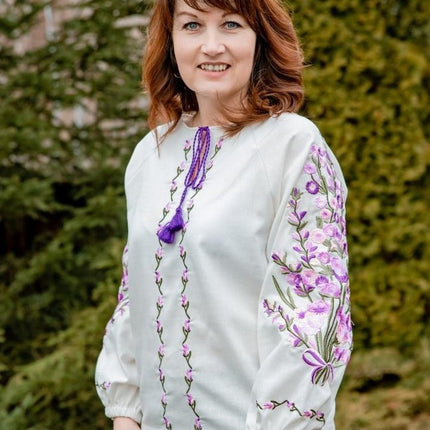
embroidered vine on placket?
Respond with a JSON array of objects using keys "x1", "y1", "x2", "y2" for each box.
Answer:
[
  {"x1": 153, "y1": 128, "x2": 223, "y2": 430},
  {"x1": 157, "y1": 127, "x2": 212, "y2": 244}
]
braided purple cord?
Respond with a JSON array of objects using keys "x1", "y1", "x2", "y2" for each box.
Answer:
[{"x1": 157, "y1": 127, "x2": 211, "y2": 244}]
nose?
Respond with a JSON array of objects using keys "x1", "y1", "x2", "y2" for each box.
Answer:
[{"x1": 201, "y1": 30, "x2": 226, "y2": 56}]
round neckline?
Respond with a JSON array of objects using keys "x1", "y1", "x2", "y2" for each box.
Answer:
[{"x1": 181, "y1": 113, "x2": 226, "y2": 133}]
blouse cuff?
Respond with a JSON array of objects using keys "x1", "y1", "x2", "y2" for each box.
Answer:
[{"x1": 106, "y1": 405, "x2": 142, "y2": 424}]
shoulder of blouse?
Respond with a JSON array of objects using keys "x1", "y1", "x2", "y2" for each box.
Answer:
[
  {"x1": 248, "y1": 112, "x2": 323, "y2": 170},
  {"x1": 250, "y1": 113, "x2": 322, "y2": 149},
  {"x1": 124, "y1": 123, "x2": 171, "y2": 186},
  {"x1": 243, "y1": 113, "x2": 332, "y2": 206}
]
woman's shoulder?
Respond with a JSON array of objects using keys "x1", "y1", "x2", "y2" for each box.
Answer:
[
  {"x1": 124, "y1": 124, "x2": 167, "y2": 184},
  {"x1": 256, "y1": 112, "x2": 321, "y2": 141},
  {"x1": 245, "y1": 113, "x2": 324, "y2": 160}
]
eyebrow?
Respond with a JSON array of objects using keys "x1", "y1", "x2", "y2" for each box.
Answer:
[
  {"x1": 174, "y1": 10, "x2": 238, "y2": 19},
  {"x1": 175, "y1": 11, "x2": 199, "y2": 18}
]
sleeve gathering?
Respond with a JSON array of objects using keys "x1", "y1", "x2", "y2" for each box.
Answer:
[
  {"x1": 246, "y1": 133, "x2": 352, "y2": 430},
  {"x1": 95, "y1": 244, "x2": 142, "y2": 424}
]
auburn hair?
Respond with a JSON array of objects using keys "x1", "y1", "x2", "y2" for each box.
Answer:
[{"x1": 142, "y1": 0, "x2": 304, "y2": 136}]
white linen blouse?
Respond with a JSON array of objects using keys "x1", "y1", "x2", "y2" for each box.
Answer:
[{"x1": 95, "y1": 112, "x2": 352, "y2": 430}]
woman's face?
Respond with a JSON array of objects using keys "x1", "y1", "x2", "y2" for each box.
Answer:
[{"x1": 172, "y1": 0, "x2": 257, "y2": 110}]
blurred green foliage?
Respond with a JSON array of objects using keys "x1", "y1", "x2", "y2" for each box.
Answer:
[{"x1": 0, "y1": 0, "x2": 429, "y2": 428}]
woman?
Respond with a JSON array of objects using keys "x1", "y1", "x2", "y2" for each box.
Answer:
[{"x1": 95, "y1": 0, "x2": 352, "y2": 429}]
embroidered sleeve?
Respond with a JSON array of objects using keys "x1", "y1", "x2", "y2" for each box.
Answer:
[
  {"x1": 95, "y1": 244, "x2": 142, "y2": 424},
  {"x1": 246, "y1": 137, "x2": 352, "y2": 430}
]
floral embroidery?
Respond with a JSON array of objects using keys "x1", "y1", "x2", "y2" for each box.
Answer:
[
  {"x1": 257, "y1": 400, "x2": 325, "y2": 425},
  {"x1": 176, "y1": 137, "x2": 223, "y2": 429},
  {"x1": 264, "y1": 143, "x2": 352, "y2": 392},
  {"x1": 153, "y1": 135, "x2": 223, "y2": 429},
  {"x1": 107, "y1": 245, "x2": 130, "y2": 328},
  {"x1": 153, "y1": 139, "x2": 191, "y2": 430},
  {"x1": 96, "y1": 381, "x2": 111, "y2": 391}
]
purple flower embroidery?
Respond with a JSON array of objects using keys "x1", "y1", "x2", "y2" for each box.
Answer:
[
  {"x1": 159, "y1": 368, "x2": 165, "y2": 381},
  {"x1": 319, "y1": 282, "x2": 341, "y2": 298},
  {"x1": 315, "y1": 195, "x2": 327, "y2": 208},
  {"x1": 158, "y1": 344, "x2": 165, "y2": 357},
  {"x1": 320, "y1": 208, "x2": 332, "y2": 220},
  {"x1": 181, "y1": 294, "x2": 189, "y2": 307},
  {"x1": 265, "y1": 139, "x2": 351, "y2": 387},
  {"x1": 336, "y1": 306, "x2": 352, "y2": 345},
  {"x1": 307, "y1": 299, "x2": 330, "y2": 315},
  {"x1": 257, "y1": 398, "x2": 326, "y2": 424},
  {"x1": 182, "y1": 269, "x2": 188, "y2": 282},
  {"x1": 316, "y1": 252, "x2": 330, "y2": 264},
  {"x1": 194, "y1": 417, "x2": 202, "y2": 430},
  {"x1": 186, "y1": 393, "x2": 195, "y2": 406},
  {"x1": 286, "y1": 273, "x2": 302, "y2": 286},
  {"x1": 316, "y1": 411, "x2": 325, "y2": 420},
  {"x1": 294, "y1": 283, "x2": 315, "y2": 297},
  {"x1": 157, "y1": 296, "x2": 164, "y2": 307},
  {"x1": 334, "y1": 346, "x2": 351, "y2": 364},
  {"x1": 306, "y1": 180, "x2": 320, "y2": 195},
  {"x1": 309, "y1": 229, "x2": 326, "y2": 244},
  {"x1": 286, "y1": 401, "x2": 295, "y2": 409},
  {"x1": 271, "y1": 251, "x2": 282, "y2": 262},
  {"x1": 156, "y1": 320, "x2": 163, "y2": 334},
  {"x1": 304, "y1": 162, "x2": 317, "y2": 174},
  {"x1": 216, "y1": 138, "x2": 223, "y2": 149},
  {"x1": 183, "y1": 344, "x2": 190, "y2": 356},
  {"x1": 96, "y1": 381, "x2": 111, "y2": 391},
  {"x1": 185, "y1": 368, "x2": 193, "y2": 382}
]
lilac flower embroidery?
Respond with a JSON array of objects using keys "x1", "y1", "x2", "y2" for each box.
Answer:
[
  {"x1": 194, "y1": 417, "x2": 202, "y2": 430},
  {"x1": 185, "y1": 368, "x2": 193, "y2": 382},
  {"x1": 257, "y1": 399, "x2": 325, "y2": 425},
  {"x1": 108, "y1": 245, "x2": 130, "y2": 326},
  {"x1": 152, "y1": 135, "x2": 223, "y2": 429},
  {"x1": 306, "y1": 180, "x2": 319, "y2": 195},
  {"x1": 95, "y1": 381, "x2": 111, "y2": 391},
  {"x1": 265, "y1": 140, "x2": 351, "y2": 389}
]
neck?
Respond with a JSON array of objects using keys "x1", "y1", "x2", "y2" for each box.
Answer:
[
  {"x1": 191, "y1": 107, "x2": 224, "y2": 128},
  {"x1": 192, "y1": 94, "x2": 237, "y2": 127}
]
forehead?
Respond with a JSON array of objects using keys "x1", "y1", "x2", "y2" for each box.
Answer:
[{"x1": 177, "y1": 0, "x2": 239, "y2": 13}]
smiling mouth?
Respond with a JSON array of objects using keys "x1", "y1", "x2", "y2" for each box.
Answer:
[{"x1": 199, "y1": 64, "x2": 229, "y2": 72}]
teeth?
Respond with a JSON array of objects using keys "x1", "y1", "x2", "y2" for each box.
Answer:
[{"x1": 200, "y1": 64, "x2": 228, "y2": 72}]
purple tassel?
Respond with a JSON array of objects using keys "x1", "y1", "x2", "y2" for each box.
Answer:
[
  {"x1": 157, "y1": 127, "x2": 211, "y2": 244},
  {"x1": 157, "y1": 207, "x2": 185, "y2": 244}
]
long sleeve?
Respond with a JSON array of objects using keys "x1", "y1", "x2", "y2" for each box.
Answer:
[
  {"x1": 246, "y1": 135, "x2": 352, "y2": 430},
  {"x1": 95, "y1": 244, "x2": 142, "y2": 424}
]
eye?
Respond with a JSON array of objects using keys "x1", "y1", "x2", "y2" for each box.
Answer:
[
  {"x1": 224, "y1": 21, "x2": 241, "y2": 30},
  {"x1": 184, "y1": 21, "x2": 200, "y2": 30}
]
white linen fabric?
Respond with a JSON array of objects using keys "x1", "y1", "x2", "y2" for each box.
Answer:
[{"x1": 95, "y1": 113, "x2": 352, "y2": 430}]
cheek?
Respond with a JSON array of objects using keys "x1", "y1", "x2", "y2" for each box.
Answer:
[{"x1": 238, "y1": 36, "x2": 257, "y2": 70}]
